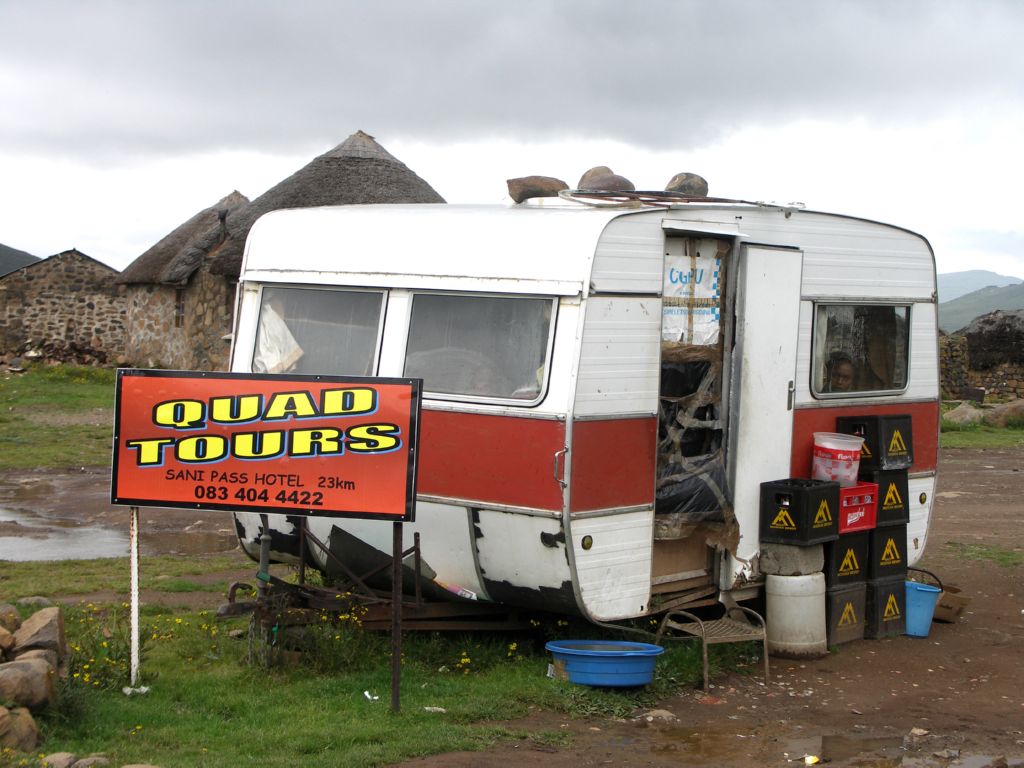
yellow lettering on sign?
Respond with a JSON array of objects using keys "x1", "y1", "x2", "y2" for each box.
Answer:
[
  {"x1": 126, "y1": 438, "x2": 175, "y2": 466},
  {"x1": 347, "y1": 424, "x2": 401, "y2": 453},
  {"x1": 770, "y1": 509, "x2": 797, "y2": 530},
  {"x1": 883, "y1": 483, "x2": 903, "y2": 508},
  {"x1": 176, "y1": 435, "x2": 228, "y2": 463},
  {"x1": 883, "y1": 593, "x2": 901, "y2": 620},
  {"x1": 321, "y1": 388, "x2": 377, "y2": 416},
  {"x1": 881, "y1": 538, "x2": 903, "y2": 565},
  {"x1": 289, "y1": 428, "x2": 344, "y2": 457},
  {"x1": 264, "y1": 391, "x2": 319, "y2": 421},
  {"x1": 232, "y1": 431, "x2": 284, "y2": 459},
  {"x1": 889, "y1": 430, "x2": 908, "y2": 454},
  {"x1": 838, "y1": 602, "x2": 858, "y2": 627},
  {"x1": 210, "y1": 394, "x2": 263, "y2": 424},
  {"x1": 839, "y1": 549, "x2": 860, "y2": 575},
  {"x1": 814, "y1": 500, "x2": 833, "y2": 526},
  {"x1": 861, "y1": 441, "x2": 873, "y2": 458},
  {"x1": 153, "y1": 399, "x2": 206, "y2": 429}
]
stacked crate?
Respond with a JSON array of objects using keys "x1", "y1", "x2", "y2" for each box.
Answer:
[{"x1": 837, "y1": 416, "x2": 913, "y2": 639}]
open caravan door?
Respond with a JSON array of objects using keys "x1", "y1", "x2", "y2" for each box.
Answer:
[{"x1": 724, "y1": 244, "x2": 804, "y2": 593}]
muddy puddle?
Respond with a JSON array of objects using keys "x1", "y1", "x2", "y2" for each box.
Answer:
[
  {"x1": 638, "y1": 724, "x2": 1019, "y2": 766},
  {"x1": 0, "y1": 507, "x2": 128, "y2": 561},
  {"x1": 0, "y1": 469, "x2": 239, "y2": 561}
]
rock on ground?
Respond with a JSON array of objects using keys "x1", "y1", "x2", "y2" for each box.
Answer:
[
  {"x1": 0, "y1": 705, "x2": 40, "y2": 752},
  {"x1": 13, "y1": 606, "x2": 65, "y2": 660},
  {"x1": 0, "y1": 657, "x2": 57, "y2": 710},
  {"x1": 944, "y1": 401, "x2": 985, "y2": 426}
]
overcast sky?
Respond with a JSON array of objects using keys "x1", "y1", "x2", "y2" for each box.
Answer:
[{"x1": 2, "y1": 0, "x2": 1023, "y2": 277}]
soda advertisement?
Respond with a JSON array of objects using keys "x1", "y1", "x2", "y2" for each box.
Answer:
[{"x1": 111, "y1": 370, "x2": 421, "y2": 521}]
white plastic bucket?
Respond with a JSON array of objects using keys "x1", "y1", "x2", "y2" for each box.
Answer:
[
  {"x1": 811, "y1": 431, "x2": 864, "y2": 487},
  {"x1": 766, "y1": 573, "x2": 827, "y2": 658}
]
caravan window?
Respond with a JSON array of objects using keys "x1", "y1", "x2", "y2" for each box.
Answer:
[
  {"x1": 812, "y1": 304, "x2": 910, "y2": 396},
  {"x1": 404, "y1": 293, "x2": 553, "y2": 402},
  {"x1": 252, "y1": 286, "x2": 384, "y2": 376}
]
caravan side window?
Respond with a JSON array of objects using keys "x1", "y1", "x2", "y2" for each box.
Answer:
[
  {"x1": 812, "y1": 304, "x2": 910, "y2": 396},
  {"x1": 404, "y1": 293, "x2": 553, "y2": 402},
  {"x1": 252, "y1": 286, "x2": 384, "y2": 376}
]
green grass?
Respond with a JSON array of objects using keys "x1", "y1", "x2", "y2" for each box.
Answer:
[
  {"x1": 19, "y1": 589, "x2": 755, "y2": 768},
  {"x1": 939, "y1": 424, "x2": 1024, "y2": 449},
  {"x1": 944, "y1": 541, "x2": 1024, "y2": 568},
  {"x1": 0, "y1": 365, "x2": 116, "y2": 470},
  {"x1": 0, "y1": 552, "x2": 253, "y2": 600}
]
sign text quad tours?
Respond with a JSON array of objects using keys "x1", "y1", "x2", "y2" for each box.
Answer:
[{"x1": 111, "y1": 370, "x2": 421, "y2": 522}]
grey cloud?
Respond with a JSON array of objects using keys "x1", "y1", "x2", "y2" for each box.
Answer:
[{"x1": 2, "y1": 0, "x2": 1022, "y2": 161}]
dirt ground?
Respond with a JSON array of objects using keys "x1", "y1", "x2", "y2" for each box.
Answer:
[{"x1": 1, "y1": 449, "x2": 1022, "y2": 766}]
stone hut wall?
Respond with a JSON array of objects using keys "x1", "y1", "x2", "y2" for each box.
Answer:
[
  {"x1": 123, "y1": 263, "x2": 234, "y2": 370},
  {"x1": 0, "y1": 250, "x2": 125, "y2": 362},
  {"x1": 966, "y1": 362, "x2": 1024, "y2": 400},
  {"x1": 940, "y1": 331, "x2": 1023, "y2": 401},
  {"x1": 939, "y1": 334, "x2": 969, "y2": 399}
]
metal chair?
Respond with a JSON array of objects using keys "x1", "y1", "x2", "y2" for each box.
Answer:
[{"x1": 656, "y1": 605, "x2": 769, "y2": 692}]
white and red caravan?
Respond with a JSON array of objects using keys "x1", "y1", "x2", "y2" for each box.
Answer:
[{"x1": 230, "y1": 195, "x2": 940, "y2": 621}]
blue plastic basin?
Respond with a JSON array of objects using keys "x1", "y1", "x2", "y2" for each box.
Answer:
[{"x1": 545, "y1": 640, "x2": 665, "y2": 687}]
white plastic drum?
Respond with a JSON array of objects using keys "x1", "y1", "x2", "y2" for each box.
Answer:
[
  {"x1": 765, "y1": 573, "x2": 827, "y2": 658},
  {"x1": 811, "y1": 431, "x2": 864, "y2": 487}
]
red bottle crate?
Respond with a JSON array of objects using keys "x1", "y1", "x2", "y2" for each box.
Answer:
[{"x1": 838, "y1": 481, "x2": 878, "y2": 533}]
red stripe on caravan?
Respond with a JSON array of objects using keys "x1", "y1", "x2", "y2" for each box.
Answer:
[
  {"x1": 570, "y1": 417, "x2": 657, "y2": 512},
  {"x1": 791, "y1": 401, "x2": 940, "y2": 477},
  {"x1": 417, "y1": 410, "x2": 566, "y2": 511}
]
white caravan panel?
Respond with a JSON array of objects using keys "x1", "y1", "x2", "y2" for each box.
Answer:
[{"x1": 726, "y1": 245, "x2": 804, "y2": 587}]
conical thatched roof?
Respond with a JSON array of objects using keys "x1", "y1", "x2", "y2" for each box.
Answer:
[
  {"x1": 208, "y1": 130, "x2": 445, "y2": 278},
  {"x1": 117, "y1": 191, "x2": 249, "y2": 285}
]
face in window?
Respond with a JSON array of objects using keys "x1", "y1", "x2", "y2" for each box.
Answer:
[
  {"x1": 827, "y1": 354, "x2": 855, "y2": 392},
  {"x1": 813, "y1": 304, "x2": 910, "y2": 396}
]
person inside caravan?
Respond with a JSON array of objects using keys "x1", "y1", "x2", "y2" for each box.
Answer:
[{"x1": 825, "y1": 351, "x2": 855, "y2": 392}]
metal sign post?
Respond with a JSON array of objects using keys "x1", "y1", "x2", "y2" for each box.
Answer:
[
  {"x1": 391, "y1": 521, "x2": 403, "y2": 712},
  {"x1": 129, "y1": 505, "x2": 140, "y2": 688}
]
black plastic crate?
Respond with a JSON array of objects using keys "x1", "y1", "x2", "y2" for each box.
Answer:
[
  {"x1": 824, "y1": 531, "x2": 870, "y2": 588},
  {"x1": 760, "y1": 479, "x2": 840, "y2": 546},
  {"x1": 860, "y1": 469, "x2": 910, "y2": 527},
  {"x1": 836, "y1": 415, "x2": 913, "y2": 471},
  {"x1": 867, "y1": 524, "x2": 908, "y2": 580},
  {"x1": 826, "y1": 582, "x2": 866, "y2": 646},
  {"x1": 866, "y1": 576, "x2": 907, "y2": 639}
]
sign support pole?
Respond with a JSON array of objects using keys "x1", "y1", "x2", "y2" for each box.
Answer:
[
  {"x1": 129, "y1": 505, "x2": 140, "y2": 687},
  {"x1": 391, "y1": 521, "x2": 403, "y2": 713}
]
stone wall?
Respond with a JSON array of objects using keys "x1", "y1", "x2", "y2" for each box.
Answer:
[
  {"x1": 123, "y1": 262, "x2": 233, "y2": 370},
  {"x1": 940, "y1": 332, "x2": 1023, "y2": 401},
  {"x1": 938, "y1": 334, "x2": 969, "y2": 399},
  {"x1": 0, "y1": 250, "x2": 125, "y2": 363},
  {"x1": 966, "y1": 362, "x2": 1024, "y2": 400}
]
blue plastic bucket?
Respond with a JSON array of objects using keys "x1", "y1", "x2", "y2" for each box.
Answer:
[
  {"x1": 545, "y1": 640, "x2": 665, "y2": 687},
  {"x1": 905, "y1": 581, "x2": 942, "y2": 637}
]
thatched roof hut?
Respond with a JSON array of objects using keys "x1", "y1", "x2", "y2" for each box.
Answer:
[
  {"x1": 117, "y1": 191, "x2": 249, "y2": 286},
  {"x1": 208, "y1": 130, "x2": 446, "y2": 278}
]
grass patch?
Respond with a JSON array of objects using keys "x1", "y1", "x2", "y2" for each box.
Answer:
[
  {"x1": 2, "y1": 559, "x2": 768, "y2": 767},
  {"x1": 0, "y1": 551, "x2": 254, "y2": 600},
  {"x1": 0, "y1": 365, "x2": 116, "y2": 470},
  {"x1": 24, "y1": 598, "x2": 763, "y2": 768},
  {"x1": 939, "y1": 426, "x2": 1024, "y2": 449},
  {"x1": 944, "y1": 541, "x2": 1024, "y2": 568}
]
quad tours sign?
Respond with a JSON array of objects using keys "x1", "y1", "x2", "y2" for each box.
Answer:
[{"x1": 112, "y1": 370, "x2": 421, "y2": 521}]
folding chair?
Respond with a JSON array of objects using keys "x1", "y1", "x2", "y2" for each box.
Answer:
[{"x1": 656, "y1": 605, "x2": 769, "y2": 692}]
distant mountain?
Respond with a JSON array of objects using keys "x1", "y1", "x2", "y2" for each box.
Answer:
[
  {"x1": 0, "y1": 243, "x2": 39, "y2": 276},
  {"x1": 939, "y1": 282, "x2": 1024, "y2": 333},
  {"x1": 937, "y1": 270, "x2": 1022, "y2": 302}
]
